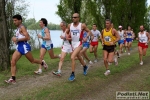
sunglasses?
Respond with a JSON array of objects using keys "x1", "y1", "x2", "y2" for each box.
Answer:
[{"x1": 72, "y1": 17, "x2": 78, "y2": 19}]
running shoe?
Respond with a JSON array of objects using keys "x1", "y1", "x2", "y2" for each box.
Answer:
[
  {"x1": 5, "y1": 78, "x2": 16, "y2": 84},
  {"x1": 52, "y1": 71, "x2": 61, "y2": 76},
  {"x1": 104, "y1": 70, "x2": 110, "y2": 76},
  {"x1": 68, "y1": 73, "x2": 75, "y2": 81},
  {"x1": 128, "y1": 53, "x2": 130, "y2": 55},
  {"x1": 83, "y1": 66, "x2": 88, "y2": 75},
  {"x1": 140, "y1": 61, "x2": 143, "y2": 65},
  {"x1": 42, "y1": 60, "x2": 48, "y2": 69},
  {"x1": 89, "y1": 61, "x2": 93, "y2": 65},
  {"x1": 108, "y1": 62, "x2": 112, "y2": 65},
  {"x1": 34, "y1": 70, "x2": 42, "y2": 74}
]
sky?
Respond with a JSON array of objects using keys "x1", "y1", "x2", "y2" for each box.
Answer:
[{"x1": 26, "y1": 0, "x2": 150, "y2": 24}]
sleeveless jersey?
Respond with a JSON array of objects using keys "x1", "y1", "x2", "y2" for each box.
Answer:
[
  {"x1": 126, "y1": 31, "x2": 132, "y2": 38},
  {"x1": 91, "y1": 30, "x2": 101, "y2": 42},
  {"x1": 138, "y1": 31, "x2": 148, "y2": 43},
  {"x1": 103, "y1": 28, "x2": 116, "y2": 46},
  {"x1": 70, "y1": 23, "x2": 82, "y2": 42},
  {"x1": 15, "y1": 25, "x2": 25, "y2": 40},
  {"x1": 41, "y1": 27, "x2": 52, "y2": 46},
  {"x1": 118, "y1": 30, "x2": 124, "y2": 40},
  {"x1": 61, "y1": 31, "x2": 71, "y2": 46}
]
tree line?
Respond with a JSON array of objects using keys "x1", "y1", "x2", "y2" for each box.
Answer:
[{"x1": 56, "y1": 0, "x2": 150, "y2": 33}]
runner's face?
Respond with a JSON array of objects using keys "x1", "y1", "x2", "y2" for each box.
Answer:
[
  {"x1": 39, "y1": 21, "x2": 44, "y2": 28},
  {"x1": 128, "y1": 26, "x2": 131, "y2": 30},
  {"x1": 93, "y1": 25, "x2": 97, "y2": 30},
  {"x1": 105, "y1": 21, "x2": 111, "y2": 29},
  {"x1": 140, "y1": 26, "x2": 144, "y2": 32},
  {"x1": 13, "y1": 18, "x2": 21, "y2": 26},
  {"x1": 72, "y1": 14, "x2": 79, "y2": 23},
  {"x1": 60, "y1": 23, "x2": 65, "y2": 30}
]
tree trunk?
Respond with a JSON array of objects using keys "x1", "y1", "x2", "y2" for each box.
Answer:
[{"x1": 0, "y1": 0, "x2": 10, "y2": 70}]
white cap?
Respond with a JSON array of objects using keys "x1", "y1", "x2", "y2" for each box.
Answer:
[{"x1": 118, "y1": 25, "x2": 122, "y2": 28}]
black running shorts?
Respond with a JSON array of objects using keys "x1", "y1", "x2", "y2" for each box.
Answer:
[{"x1": 103, "y1": 45, "x2": 115, "y2": 53}]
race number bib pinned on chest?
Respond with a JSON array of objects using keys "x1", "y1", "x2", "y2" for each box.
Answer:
[
  {"x1": 104, "y1": 36, "x2": 111, "y2": 42},
  {"x1": 127, "y1": 35, "x2": 132, "y2": 38}
]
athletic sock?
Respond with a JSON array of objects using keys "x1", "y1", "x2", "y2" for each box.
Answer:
[
  {"x1": 12, "y1": 76, "x2": 16, "y2": 80},
  {"x1": 58, "y1": 70, "x2": 61, "y2": 73},
  {"x1": 41, "y1": 62, "x2": 44, "y2": 66},
  {"x1": 71, "y1": 72, "x2": 74, "y2": 75},
  {"x1": 38, "y1": 69, "x2": 42, "y2": 72}
]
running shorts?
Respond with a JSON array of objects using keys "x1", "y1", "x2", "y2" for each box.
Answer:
[
  {"x1": 138, "y1": 42, "x2": 148, "y2": 49},
  {"x1": 90, "y1": 41, "x2": 98, "y2": 46},
  {"x1": 103, "y1": 45, "x2": 115, "y2": 53},
  {"x1": 16, "y1": 41, "x2": 31, "y2": 55},
  {"x1": 41, "y1": 44, "x2": 53, "y2": 50}
]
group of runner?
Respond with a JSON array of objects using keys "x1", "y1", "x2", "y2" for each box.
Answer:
[{"x1": 5, "y1": 13, "x2": 150, "y2": 83}]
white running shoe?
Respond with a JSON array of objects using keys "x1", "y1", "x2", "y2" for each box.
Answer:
[
  {"x1": 104, "y1": 70, "x2": 110, "y2": 76},
  {"x1": 42, "y1": 60, "x2": 48, "y2": 69},
  {"x1": 128, "y1": 53, "x2": 130, "y2": 55},
  {"x1": 94, "y1": 59, "x2": 98, "y2": 63},
  {"x1": 34, "y1": 70, "x2": 42, "y2": 74},
  {"x1": 89, "y1": 61, "x2": 93, "y2": 65},
  {"x1": 140, "y1": 61, "x2": 143, "y2": 65},
  {"x1": 5, "y1": 78, "x2": 16, "y2": 84},
  {"x1": 108, "y1": 62, "x2": 112, "y2": 65}
]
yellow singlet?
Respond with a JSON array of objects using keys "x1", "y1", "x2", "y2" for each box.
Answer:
[{"x1": 103, "y1": 28, "x2": 116, "y2": 46}]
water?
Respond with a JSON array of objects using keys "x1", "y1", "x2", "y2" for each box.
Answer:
[{"x1": 11, "y1": 30, "x2": 63, "y2": 49}]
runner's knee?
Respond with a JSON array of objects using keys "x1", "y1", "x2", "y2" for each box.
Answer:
[{"x1": 11, "y1": 60, "x2": 16, "y2": 66}]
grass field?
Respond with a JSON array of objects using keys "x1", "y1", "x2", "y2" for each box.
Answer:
[{"x1": 1, "y1": 41, "x2": 150, "y2": 100}]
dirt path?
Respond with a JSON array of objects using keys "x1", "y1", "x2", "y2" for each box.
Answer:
[
  {"x1": 75, "y1": 55, "x2": 150, "y2": 100},
  {"x1": 0, "y1": 47, "x2": 144, "y2": 100}
]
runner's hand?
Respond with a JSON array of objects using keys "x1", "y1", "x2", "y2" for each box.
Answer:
[
  {"x1": 37, "y1": 34, "x2": 42, "y2": 38},
  {"x1": 12, "y1": 37, "x2": 17, "y2": 42}
]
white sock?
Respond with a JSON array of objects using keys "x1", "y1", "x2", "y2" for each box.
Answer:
[
  {"x1": 114, "y1": 57, "x2": 117, "y2": 62},
  {"x1": 58, "y1": 70, "x2": 61, "y2": 73},
  {"x1": 38, "y1": 69, "x2": 42, "y2": 72}
]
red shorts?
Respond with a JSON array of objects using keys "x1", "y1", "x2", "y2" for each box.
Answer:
[
  {"x1": 90, "y1": 41, "x2": 98, "y2": 46},
  {"x1": 138, "y1": 42, "x2": 148, "y2": 49},
  {"x1": 124, "y1": 40, "x2": 126, "y2": 44}
]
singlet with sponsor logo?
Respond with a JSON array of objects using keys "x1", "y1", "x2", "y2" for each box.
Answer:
[
  {"x1": 61, "y1": 30, "x2": 71, "y2": 46},
  {"x1": 118, "y1": 30, "x2": 124, "y2": 40},
  {"x1": 126, "y1": 31, "x2": 132, "y2": 38},
  {"x1": 70, "y1": 23, "x2": 82, "y2": 43},
  {"x1": 91, "y1": 30, "x2": 101, "y2": 42},
  {"x1": 138, "y1": 31, "x2": 148, "y2": 43},
  {"x1": 41, "y1": 27, "x2": 52, "y2": 46},
  {"x1": 103, "y1": 28, "x2": 116, "y2": 46}
]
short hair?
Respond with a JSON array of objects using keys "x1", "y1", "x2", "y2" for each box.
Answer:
[
  {"x1": 13, "y1": 14, "x2": 22, "y2": 21},
  {"x1": 105, "y1": 19, "x2": 112, "y2": 23},
  {"x1": 61, "y1": 21, "x2": 67, "y2": 26},
  {"x1": 40, "y1": 18, "x2": 48, "y2": 26},
  {"x1": 93, "y1": 24, "x2": 97, "y2": 27}
]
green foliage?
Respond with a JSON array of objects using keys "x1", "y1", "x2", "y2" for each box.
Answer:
[{"x1": 56, "y1": 0, "x2": 149, "y2": 32}]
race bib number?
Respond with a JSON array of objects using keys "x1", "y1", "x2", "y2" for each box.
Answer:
[
  {"x1": 104, "y1": 36, "x2": 111, "y2": 42},
  {"x1": 73, "y1": 32, "x2": 77, "y2": 36},
  {"x1": 140, "y1": 38, "x2": 145, "y2": 43},
  {"x1": 127, "y1": 35, "x2": 132, "y2": 38}
]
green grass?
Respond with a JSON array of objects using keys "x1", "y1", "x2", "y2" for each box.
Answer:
[
  {"x1": 0, "y1": 41, "x2": 138, "y2": 86},
  {"x1": 11, "y1": 41, "x2": 150, "y2": 100}
]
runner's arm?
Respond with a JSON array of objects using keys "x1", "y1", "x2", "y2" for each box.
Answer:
[
  {"x1": 113, "y1": 29, "x2": 120, "y2": 44},
  {"x1": 146, "y1": 32, "x2": 150, "y2": 43},
  {"x1": 43, "y1": 28, "x2": 51, "y2": 40},
  {"x1": 65, "y1": 24, "x2": 72, "y2": 40}
]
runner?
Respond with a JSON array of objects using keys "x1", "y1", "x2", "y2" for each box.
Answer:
[
  {"x1": 5, "y1": 15, "x2": 48, "y2": 84},
  {"x1": 118, "y1": 25, "x2": 125, "y2": 55},
  {"x1": 65, "y1": 13, "x2": 92, "y2": 81},
  {"x1": 101, "y1": 19, "x2": 120, "y2": 76},
  {"x1": 34, "y1": 18, "x2": 60, "y2": 74},
  {"x1": 52, "y1": 21, "x2": 72, "y2": 76},
  {"x1": 137, "y1": 25, "x2": 150, "y2": 65},
  {"x1": 89, "y1": 24, "x2": 101, "y2": 62},
  {"x1": 125, "y1": 26, "x2": 135, "y2": 55},
  {"x1": 80, "y1": 31, "x2": 93, "y2": 65}
]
